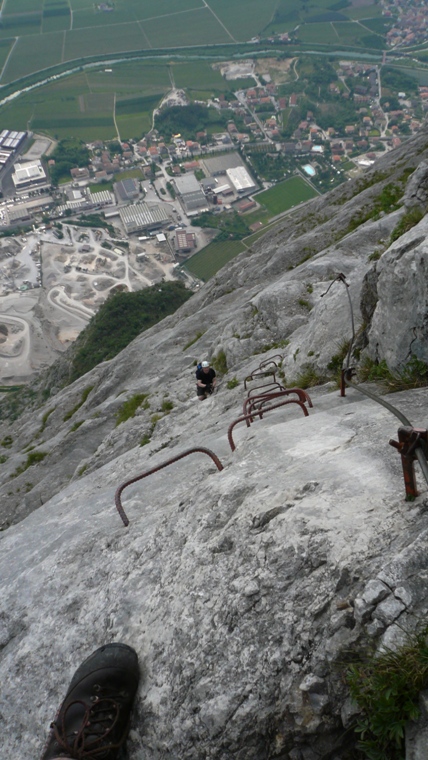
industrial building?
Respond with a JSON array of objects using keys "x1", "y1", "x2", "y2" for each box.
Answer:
[
  {"x1": 0, "y1": 130, "x2": 27, "y2": 169},
  {"x1": 118, "y1": 202, "x2": 170, "y2": 234},
  {"x1": 12, "y1": 160, "x2": 47, "y2": 189},
  {"x1": 200, "y1": 151, "x2": 247, "y2": 177},
  {"x1": 175, "y1": 230, "x2": 196, "y2": 254},
  {"x1": 226, "y1": 166, "x2": 257, "y2": 195},
  {"x1": 114, "y1": 178, "x2": 140, "y2": 203},
  {"x1": 88, "y1": 190, "x2": 115, "y2": 207},
  {"x1": 173, "y1": 174, "x2": 209, "y2": 216}
]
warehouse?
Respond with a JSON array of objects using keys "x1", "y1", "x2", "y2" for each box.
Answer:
[
  {"x1": 118, "y1": 202, "x2": 170, "y2": 234},
  {"x1": 226, "y1": 166, "x2": 257, "y2": 195}
]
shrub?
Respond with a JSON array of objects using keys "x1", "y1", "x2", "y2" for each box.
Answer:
[
  {"x1": 161, "y1": 399, "x2": 174, "y2": 413},
  {"x1": 0, "y1": 455, "x2": 7, "y2": 464},
  {"x1": 13, "y1": 450, "x2": 48, "y2": 476},
  {"x1": 327, "y1": 340, "x2": 351, "y2": 382},
  {"x1": 212, "y1": 349, "x2": 228, "y2": 375},
  {"x1": 1, "y1": 435, "x2": 13, "y2": 447},
  {"x1": 226, "y1": 377, "x2": 239, "y2": 389},
  {"x1": 116, "y1": 393, "x2": 149, "y2": 426},
  {"x1": 358, "y1": 356, "x2": 428, "y2": 393},
  {"x1": 347, "y1": 625, "x2": 428, "y2": 760},
  {"x1": 390, "y1": 207, "x2": 424, "y2": 243},
  {"x1": 294, "y1": 364, "x2": 326, "y2": 389}
]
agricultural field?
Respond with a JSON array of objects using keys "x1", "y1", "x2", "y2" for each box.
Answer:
[
  {"x1": 0, "y1": 0, "x2": 280, "y2": 85},
  {"x1": 183, "y1": 239, "x2": 246, "y2": 281},
  {"x1": 263, "y1": 0, "x2": 390, "y2": 38},
  {"x1": 0, "y1": 57, "x2": 256, "y2": 141},
  {"x1": 255, "y1": 177, "x2": 318, "y2": 216}
]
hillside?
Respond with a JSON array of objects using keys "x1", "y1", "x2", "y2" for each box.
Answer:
[{"x1": 1, "y1": 126, "x2": 428, "y2": 759}]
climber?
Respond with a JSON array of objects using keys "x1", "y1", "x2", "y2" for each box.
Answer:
[
  {"x1": 40, "y1": 642, "x2": 140, "y2": 760},
  {"x1": 196, "y1": 360, "x2": 217, "y2": 401}
]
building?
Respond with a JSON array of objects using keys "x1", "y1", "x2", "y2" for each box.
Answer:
[
  {"x1": 88, "y1": 190, "x2": 115, "y2": 207},
  {"x1": 174, "y1": 174, "x2": 209, "y2": 216},
  {"x1": 114, "y1": 178, "x2": 140, "y2": 203},
  {"x1": 226, "y1": 166, "x2": 257, "y2": 195},
  {"x1": 7, "y1": 206, "x2": 31, "y2": 225},
  {"x1": 0, "y1": 130, "x2": 27, "y2": 169},
  {"x1": 118, "y1": 202, "x2": 170, "y2": 234},
  {"x1": 12, "y1": 160, "x2": 47, "y2": 190},
  {"x1": 175, "y1": 230, "x2": 196, "y2": 253}
]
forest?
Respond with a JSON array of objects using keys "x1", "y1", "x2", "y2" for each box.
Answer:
[{"x1": 70, "y1": 281, "x2": 192, "y2": 381}]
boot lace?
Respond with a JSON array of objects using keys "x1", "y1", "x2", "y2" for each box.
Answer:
[{"x1": 51, "y1": 695, "x2": 122, "y2": 759}]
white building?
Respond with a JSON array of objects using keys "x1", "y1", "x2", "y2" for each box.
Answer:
[
  {"x1": 226, "y1": 166, "x2": 257, "y2": 194},
  {"x1": 12, "y1": 161, "x2": 47, "y2": 189}
]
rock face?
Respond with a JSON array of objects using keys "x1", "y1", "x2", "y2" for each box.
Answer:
[
  {"x1": 366, "y1": 220, "x2": 428, "y2": 367},
  {"x1": 404, "y1": 160, "x2": 428, "y2": 208},
  {"x1": 1, "y1": 128, "x2": 428, "y2": 759}
]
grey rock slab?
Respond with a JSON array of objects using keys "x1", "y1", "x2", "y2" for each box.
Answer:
[
  {"x1": 2, "y1": 385, "x2": 427, "y2": 758},
  {"x1": 361, "y1": 579, "x2": 391, "y2": 606},
  {"x1": 372, "y1": 596, "x2": 406, "y2": 624}
]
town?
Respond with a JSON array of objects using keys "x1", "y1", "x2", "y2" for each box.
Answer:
[{"x1": 0, "y1": 50, "x2": 426, "y2": 383}]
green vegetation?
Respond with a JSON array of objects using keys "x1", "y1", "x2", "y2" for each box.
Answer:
[
  {"x1": 156, "y1": 103, "x2": 231, "y2": 142},
  {"x1": 358, "y1": 356, "x2": 428, "y2": 393},
  {"x1": 141, "y1": 411, "x2": 163, "y2": 445},
  {"x1": 70, "y1": 282, "x2": 191, "y2": 382},
  {"x1": 226, "y1": 377, "x2": 239, "y2": 389},
  {"x1": 327, "y1": 340, "x2": 351, "y2": 385},
  {"x1": 116, "y1": 393, "x2": 149, "y2": 427},
  {"x1": 347, "y1": 183, "x2": 403, "y2": 233},
  {"x1": 390, "y1": 208, "x2": 425, "y2": 243},
  {"x1": 0, "y1": 454, "x2": 7, "y2": 464},
  {"x1": 347, "y1": 625, "x2": 428, "y2": 760},
  {"x1": 70, "y1": 420, "x2": 84, "y2": 432},
  {"x1": 161, "y1": 398, "x2": 174, "y2": 414},
  {"x1": 212, "y1": 349, "x2": 228, "y2": 375},
  {"x1": 63, "y1": 214, "x2": 115, "y2": 234},
  {"x1": 63, "y1": 386, "x2": 94, "y2": 421},
  {"x1": 191, "y1": 210, "x2": 250, "y2": 241},
  {"x1": 38, "y1": 407, "x2": 55, "y2": 434},
  {"x1": 13, "y1": 450, "x2": 48, "y2": 477},
  {"x1": 1, "y1": 436, "x2": 13, "y2": 448},
  {"x1": 48, "y1": 138, "x2": 90, "y2": 185},
  {"x1": 293, "y1": 364, "x2": 326, "y2": 389},
  {"x1": 255, "y1": 177, "x2": 318, "y2": 216},
  {"x1": 183, "y1": 331, "x2": 205, "y2": 350},
  {"x1": 183, "y1": 239, "x2": 246, "y2": 281},
  {"x1": 382, "y1": 66, "x2": 419, "y2": 96}
]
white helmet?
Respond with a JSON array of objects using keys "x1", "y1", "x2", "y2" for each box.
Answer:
[{"x1": 201, "y1": 361, "x2": 210, "y2": 368}]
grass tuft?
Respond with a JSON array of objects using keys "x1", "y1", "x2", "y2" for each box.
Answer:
[
  {"x1": 63, "y1": 386, "x2": 94, "y2": 421},
  {"x1": 358, "y1": 356, "x2": 428, "y2": 393},
  {"x1": 347, "y1": 625, "x2": 428, "y2": 760},
  {"x1": 116, "y1": 393, "x2": 149, "y2": 426}
]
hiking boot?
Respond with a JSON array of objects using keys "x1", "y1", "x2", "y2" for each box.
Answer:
[{"x1": 41, "y1": 643, "x2": 140, "y2": 760}]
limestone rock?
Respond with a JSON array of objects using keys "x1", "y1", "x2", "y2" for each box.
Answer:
[
  {"x1": 366, "y1": 218, "x2": 428, "y2": 368},
  {"x1": 404, "y1": 161, "x2": 428, "y2": 208}
]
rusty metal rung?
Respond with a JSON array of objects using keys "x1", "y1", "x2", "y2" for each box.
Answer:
[{"x1": 115, "y1": 447, "x2": 224, "y2": 527}]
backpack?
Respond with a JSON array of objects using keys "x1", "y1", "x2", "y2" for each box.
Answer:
[{"x1": 195, "y1": 362, "x2": 202, "y2": 377}]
